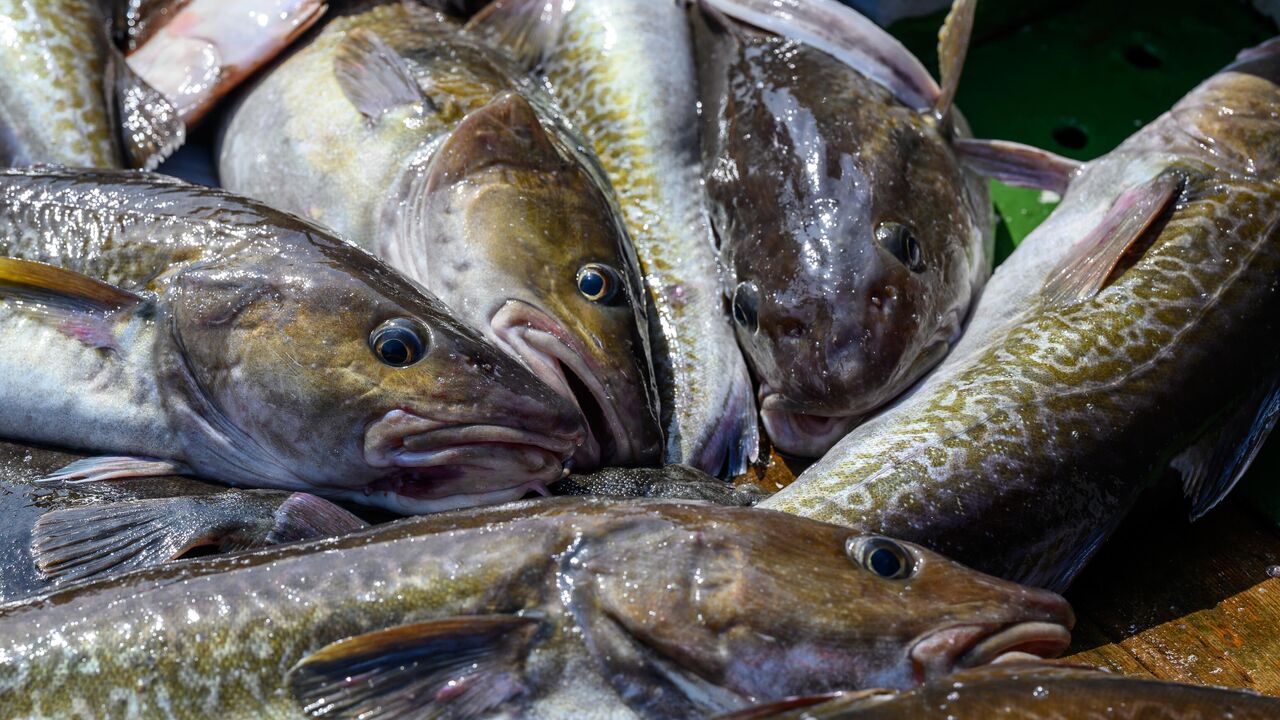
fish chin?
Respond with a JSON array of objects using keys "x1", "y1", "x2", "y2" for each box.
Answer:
[
  {"x1": 908, "y1": 622, "x2": 1073, "y2": 682},
  {"x1": 360, "y1": 409, "x2": 574, "y2": 514},
  {"x1": 759, "y1": 389, "x2": 862, "y2": 457},
  {"x1": 490, "y1": 301, "x2": 634, "y2": 469}
]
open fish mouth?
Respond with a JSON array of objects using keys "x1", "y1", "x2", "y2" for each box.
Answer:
[
  {"x1": 759, "y1": 386, "x2": 862, "y2": 457},
  {"x1": 362, "y1": 409, "x2": 579, "y2": 513},
  {"x1": 490, "y1": 301, "x2": 634, "y2": 469},
  {"x1": 909, "y1": 622, "x2": 1073, "y2": 682}
]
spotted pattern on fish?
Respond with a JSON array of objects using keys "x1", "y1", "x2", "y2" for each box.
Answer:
[
  {"x1": 539, "y1": 0, "x2": 758, "y2": 473},
  {"x1": 762, "y1": 167, "x2": 1280, "y2": 588},
  {"x1": 0, "y1": 0, "x2": 120, "y2": 167}
]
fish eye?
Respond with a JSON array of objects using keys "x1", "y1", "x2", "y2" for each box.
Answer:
[
  {"x1": 369, "y1": 318, "x2": 428, "y2": 368},
  {"x1": 577, "y1": 263, "x2": 621, "y2": 304},
  {"x1": 876, "y1": 222, "x2": 925, "y2": 273},
  {"x1": 847, "y1": 536, "x2": 915, "y2": 580},
  {"x1": 732, "y1": 281, "x2": 760, "y2": 333}
]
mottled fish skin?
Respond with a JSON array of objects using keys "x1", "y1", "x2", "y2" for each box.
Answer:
[
  {"x1": 0, "y1": 0, "x2": 121, "y2": 166},
  {"x1": 0, "y1": 498, "x2": 1073, "y2": 719},
  {"x1": 694, "y1": 7, "x2": 992, "y2": 458},
  {"x1": 761, "y1": 44, "x2": 1280, "y2": 591},
  {"x1": 726, "y1": 663, "x2": 1280, "y2": 719},
  {"x1": 0, "y1": 167, "x2": 585, "y2": 515},
  {"x1": 220, "y1": 1, "x2": 661, "y2": 471},
  {"x1": 0, "y1": 439, "x2": 364, "y2": 603},
  {"x1": 529, "y1": 0, "x2": 761, "y2": 476}
]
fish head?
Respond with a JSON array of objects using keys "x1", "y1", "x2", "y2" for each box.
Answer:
[
  {"x1": 160, "y1": 229, "x2": 586, "y2": 514},
  {"x1": 387, "y1": 91, "x2": 661, "y2": 470},
  {"x1": 702, "y1": 27, "x2": 986, "y2": 457},
  {"x1": 572, "y1": 507, "x2": 1072, "y2": 710}
]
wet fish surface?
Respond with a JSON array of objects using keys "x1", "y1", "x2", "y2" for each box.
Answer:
[
  {"x1": 0, "y1": 497, "x2": 1073, "y2": 719},
  {"x1": 0, "y1": 439, "x2": 364, "y2": 603},
  {"x1": 471, "y1": 0, "x2": 762, "y2": 477},
  {"x1": 0, "y1": 167, "x2": 585, "y2": 514},
  {"x1": 220, "y1": 0, "x2": 661, "y2": 472},
  {"x1": 693, "y1": 0, "x2": 993, "y2": 458},
  {"x1": 722, "y1": 663, "x2": 1280, "y2": 719},
  {"x1": 0, "y1": 0, "x2": 182, "y2": 168},
  {"x1": 554, "y1": 464, "x2": 767, "y2": 506},
  {"x1": 762, "y1": 40, "x2": 1280, "y2": 590}
]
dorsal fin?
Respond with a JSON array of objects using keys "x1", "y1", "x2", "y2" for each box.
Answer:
[
  {"x1": 0, "y1": 257, "x2": 143, "y2": 313},
  {"x1": 334, "y1": 27, "x2": 430, "y2": 123},
  {"x1": 697, "y1": 0, "x2": 940, "y2": 111},
  {"x1": 466, "y1": 0, "x2": 572, "y2": 72},
  {"x1": 935, "y1": 0, "x2": 977, "y2": 122}
]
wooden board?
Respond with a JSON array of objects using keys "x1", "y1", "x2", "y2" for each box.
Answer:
[{"x1": 1065, "y1": 494, "x2": 1280, "y2": 695}]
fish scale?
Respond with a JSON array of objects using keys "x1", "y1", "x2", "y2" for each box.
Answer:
[
  {"x1": 535, "y1": 0, "x2": 759, "y2": 475},
  {"x1": 762, "y1": 47, "x2": 1280, "y2": 591}
]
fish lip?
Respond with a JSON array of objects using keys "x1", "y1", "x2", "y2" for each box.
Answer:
[
  {"x1": 758, "y1": 386, "x2": 860, "y2": 457},
  {"x1": 489, "y1": 300, "x2": 635, "y2": 469},
  {"x1": 909, "y1": 622, "x2": 1073, "y2": 682},
  {"x1": 362, "y1": 409, "x2": 575, "y2": 511}
]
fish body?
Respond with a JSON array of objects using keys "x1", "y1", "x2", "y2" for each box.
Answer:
[
  {"x1": 725, "y1": 663, "x2": 1280, "y2": 719},
  {"x1": 0, "y1": 497, "x2": 1073, "y2": 718},
  {"x1": 0, "y1": 167, "x2": 585, "y2": 514},
  {"x1": 220, "y1": 2, "x2": 661, "y2": 471},
  {"x1": 761, "y1": 41, "x2": 1280, "y2": 590},
  {"x1": 694, "y1": 0, "x2": 993, "y2": 457},
  {"x1": 471, "y1": 0, "x2": 761, "y2": 476},
  {"x1": 0, "y1": 439, "x2": 365, "y2": 603}
]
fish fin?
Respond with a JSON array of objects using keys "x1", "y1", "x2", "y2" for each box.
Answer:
[
  {"x1": 334, "y1": 27, "x2": 429, "y2": 124},
  {"x1": 934, "y1": 0, "x2": 976, "y2": 122},
  {"x1": 39, "y1": 456, "x2": 188, "y2": 484},
  {"x1": 0, "y1": 257, "x2": 144, "y2": 314},
  {"x1": 1041, "y1": 171, "x2": 1182, "y2": 307},
  {"x1": 287, "y1": 616, "x2": 539, "y2": 719},
  {"x1": 953, "y1": 138, "x2": 1082, "y2": 194},
  {"x1": 697, "y1": 0, "x2": 940, "y2": 111},
  {"x1": 466, "y1": 0, "x2": 571, "y2": 71},
  {"x1": 107, "y1": 45, "x2": 185, "y2": 170},
  {"x1": 1173, "y1": 379, "x2": 1280, "y2": 520},
  {"x1": 266, "y1": 492, "x2": 369, "y2": 544}
]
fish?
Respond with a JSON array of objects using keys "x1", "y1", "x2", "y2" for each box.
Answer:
[
  {"x1": 0, "y1": 166, "x2": 586, "y2": 514},
  {"x1": 719, "y1": 663, "x2": 1280, "y2": 719},
  {"x1": 0, "y1": 438, "x2": 365, "y2": 603},
  {"x1": 122, "y1": 0, "x2": 328, "y2": 126},
  {"x1": 219, "y1": 0, "x2": 662, "y2": 472},
  {"x1": 692, "y1": 0, "x2": 994, "y2": 457},
  {"x1": 554, "y1": 463, "x2": 768, "y2": 506},
  {"x1": 469, "y1": 0, "x2": 762, "y2": 477},
  {"x1": 0, "y1": 0, "x2": 183, "y2": 168},
  {"x1": 0, "y1": 497, "x2": 1074, "y2": 718},
  {"x1": 760, "y1": 39, "x2": 1280, "y2": 591}
]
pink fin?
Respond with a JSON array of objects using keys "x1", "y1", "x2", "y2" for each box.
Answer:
[
  {"x1": 39, "y1": 456, "x2": 189, "y2": 484},
  {"x1": 954, "y1": 138, "x2": 1082, "y2": 194}
]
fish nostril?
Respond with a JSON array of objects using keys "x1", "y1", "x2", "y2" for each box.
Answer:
[{"x1": 776, "y1": 317, "x2": 807, "y2": 339}]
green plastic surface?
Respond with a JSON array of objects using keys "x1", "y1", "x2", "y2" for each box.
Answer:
[{"x1": 885, "y1": 1, "x2": 1280, "y2": 520}]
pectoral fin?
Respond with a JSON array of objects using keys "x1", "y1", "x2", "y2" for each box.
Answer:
[
  {"x1": 935, "y1": 0, "x2": 976, "y2": 122},
  {"x1": 1174, "y1": 380, "x2": 1280, "y2": 520},
  {"x1": 697, "y1": 0, "x2": 940, "y2": 111},
  {"x1": 953, "y1": 138, "x2": 1082, "y2": 194},
  {"x1": 466, "y1": 0, "x2": 571, "y2": 71},
  {"x1": 287, "y1": 616, "x2": 539, "y2": 719},
  {"x1": 32, "y1": 490, "x2": 366, "y2": 583},
  {"x1": 335, "y1": 27, "x2": 430, "y2": 123},
  {"x1": 1041, "y1": 171, "x2": 1182, "y2": 307},
  {"x1": 0, "y1": 257, "x2": 143, "y2": 314},
  {"x1": 39, "y1": 456, "x2": 188, "y2": 484}
]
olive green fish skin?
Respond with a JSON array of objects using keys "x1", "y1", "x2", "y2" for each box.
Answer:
[
  {"x1": 738, "y1": 664, "x2": 1280, "y2": 719},
  {"x1": 533, "y1": 0, "x2": 761, "y2": 476},
  {"x1": 0, "y1": 498, "x2": 1073, "y2": 719},
  {"x1": 761, "y1": 45, "x2": 1280, "y2": 590},
  {"x1": 0, "y1": 168, "x2": 585, "y2": 515},
  {"x1": 0, "y1": 0, "x2": 121, "y2": 166},
  {"x1": 220, "y1": 2, "x2": 661, "y2": 470},
  {"x1": 0, "y1": 439, "x2": 360, "y2": 603},
  {"x1": 695, "y1": 12, "x2": 992, "y2": 457}
]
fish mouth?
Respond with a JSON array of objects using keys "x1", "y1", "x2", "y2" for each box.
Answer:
[
  {"x1": 490, "y1": 301, "x2": 635, "y2": 469},
  {"x1": 758, "y1": 385, "x2": 861, "y2": 457},
  {"x1": 362, "y1": 409, "x2": 578, "y2": 513},
  {"x1": 909, "y1": 622, "x2": 1073, "y2": 682}
]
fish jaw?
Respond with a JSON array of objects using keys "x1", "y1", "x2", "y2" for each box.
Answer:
[
  {"x1": 490, "y1": 300, "x2": 658, "y2": 470},
  {"x1": 758, "y1": 385, "x2": 863, "y2": 458},
  {"x1": 360, "y1": 409, "x2": 579, "y2": 514}
]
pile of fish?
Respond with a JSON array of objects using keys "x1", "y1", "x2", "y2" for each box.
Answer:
[{"x1": 0, "y1": 0, "x2": 1277, "y2": 717}]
